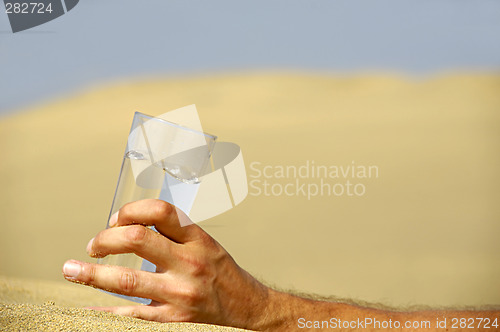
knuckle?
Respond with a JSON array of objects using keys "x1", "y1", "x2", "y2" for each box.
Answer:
[
  {"x1": 178, "y1": 284, "x2": 202, "y2": 306},
  {"x1": 190, "y1": 260, "x2": 207, "y2": 277},
  {"x1": 119, "y1": 202, "x2": 133, "y2": 219},
  {"x1": 196, "y1": 232, "x2": 224, "y2": 259},
  {"x1": 128, "y1": 308, "x2": 141, "y2": 319},
  {"x1": 81, "y1": 264, "x2": 97, "y2": 284},
  {"x1": 197, "y1": 231, "x2": 217, "y2": 248},
  {"x1": 119, "y1": 270, "x2": 138, "y2": 294},
  {"x1": 183, "y1": 254, "x2": 208, "y2": 277},
  {"x1": 124, "y1": 225, "x2": 148, "y2": 249},
  {"x1": 152, "y1": 200, "x2": 173, "y2": 220}
]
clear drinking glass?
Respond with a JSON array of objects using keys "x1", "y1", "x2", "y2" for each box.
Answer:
[{"x1": 97, "y1": 112, "x2": 216, "y2": 304}]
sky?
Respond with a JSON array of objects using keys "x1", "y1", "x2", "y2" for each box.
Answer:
[{"x1": 1, "y1": 0, "x2": 500, "y2": 115}]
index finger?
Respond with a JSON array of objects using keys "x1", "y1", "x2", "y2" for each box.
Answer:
[{"x1": 110, "y1": 199, "x2": 201, "y2": 244}]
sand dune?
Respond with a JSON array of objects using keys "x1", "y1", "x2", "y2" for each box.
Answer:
[{"x1": 1, "y1": 73, "x2": 499, "y2": 329}]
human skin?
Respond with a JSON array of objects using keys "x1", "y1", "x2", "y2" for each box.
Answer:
[{"x1": 62, "y1": 199, "x2": 499, "y2": 331}]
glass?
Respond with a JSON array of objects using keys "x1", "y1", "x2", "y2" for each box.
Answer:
[{"x1": 97, "y1": 112, "x2": 216, "y2": 304}]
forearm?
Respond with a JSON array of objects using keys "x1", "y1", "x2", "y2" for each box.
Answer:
[
  {"x1": 256, "y1": 289, "x2": 499, "y2": 331},
  {"x1": 70, "y1": 199, "x2": 498, "y2": 331},
  {"x1": 256, "y1": 290, "x2": 384, "y2": 331}
]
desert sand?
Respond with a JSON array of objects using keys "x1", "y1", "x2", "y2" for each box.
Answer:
[
  {"x1": 0, "y1": 275, "x2": 248, "y2": 331},
  {"x1": 1, "y1": 73, "x2": 499, "y2": 329}
]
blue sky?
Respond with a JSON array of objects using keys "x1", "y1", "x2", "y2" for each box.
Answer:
[{"x1": 1, "y1": 0, "x2": 500, "y2": 115}]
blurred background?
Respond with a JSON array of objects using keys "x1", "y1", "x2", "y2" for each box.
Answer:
[{"x1": 1, "y1": 0, "x2": 499, "y2": 309}]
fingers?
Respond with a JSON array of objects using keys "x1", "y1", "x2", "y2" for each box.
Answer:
[
  {"x1": 110, "y1": 199, "x2": 203, "y2": 244},
  {"x1": 88, "y1": 225, "x2": 175, "y2": 269},
  {"x1": 62, "y1": 260, "x2": 168, "y2": 303},
  {"x1": 87, "y1": 305, "x2": 187, "y2": 323},
  {"x1": 87, "y1": 306, "x2": 164, "y2": 322}
]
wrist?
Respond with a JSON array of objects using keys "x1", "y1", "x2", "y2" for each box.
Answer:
[
  {"x1": 251, "y1": 288, "x2": 352, "y2": 331},
  {"x1": 251, "y1": 287, "x2": 290, "y2": 331}
]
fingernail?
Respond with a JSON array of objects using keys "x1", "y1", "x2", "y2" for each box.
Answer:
[
  {"x1": 63, "y1": 261, "x2": 82, "y2": 279},
  {"x1": 86, "y1": 237, "x2": 94, "y2": 254},
  {"x1": 109, "y1": 211, "x2": 119, "y2": 227}
]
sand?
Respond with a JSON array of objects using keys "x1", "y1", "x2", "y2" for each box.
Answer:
[
  {"x1": 0, "y1": 276, "x2": 249, "y2": 331},
  {"x1": 0, "y1": 304, "x2": 245, "y2": 332},
  {"x1": 1, "y1": 73, "x2": 499, "y2": 329}
]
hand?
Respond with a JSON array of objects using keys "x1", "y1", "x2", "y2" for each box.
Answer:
[
  {"x1": 62, "y1": 199, "x2": 274, "y2": 330},
  {"x1": 63, "y1": 199, "x2": 500, "y2": 331}
]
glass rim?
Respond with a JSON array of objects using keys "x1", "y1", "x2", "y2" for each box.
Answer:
[{"x1": 134, "y1": 111, "x2": 217, "y2": 141}]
